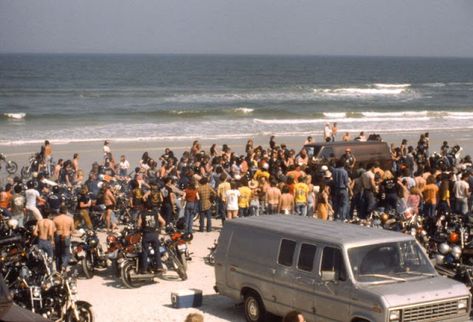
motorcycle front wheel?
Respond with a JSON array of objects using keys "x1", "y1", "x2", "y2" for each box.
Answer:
[
  {"x1": 20, "y1": 166, "x2": 30, "y2": 179},
  {"x1": 120, "y1": 260, "x2": 139, "y2": 288},
  {"x1": 66, "y1": 300, "x2": 94, "y2": 322},
  {"x1": 81, "y1": 255, "x2": 94, "y2": 279},
  {"x1": 170, "y1": 252, "x2": 187, "y2": 280},
  {"x1": 178, "y1": 252, "x2": 188, "y2": 272},
  {"x1": 6, "y1": 161, "x2": 17, "y2": 174}
]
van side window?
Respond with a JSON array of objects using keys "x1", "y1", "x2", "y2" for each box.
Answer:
[
  {"x1": 297, "y1": 243, "x2": 317, "y2": 272},
  {"x1": 278, "y1": 239, "x2": 296, "y2": 267},
  {"x1": 319, "y1": 147, "x2": 334, "y2": 160},
  {"x1": 321, "y1": 247, "x2": 347, "y2": 281}
]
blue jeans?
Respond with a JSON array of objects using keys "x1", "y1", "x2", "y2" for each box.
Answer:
[
  {"x1": 199, "y1": 208, "x2": 212, "y2": 232},
  {"x1": 238, "y1": 207, "x2": 249, "y2": 217},
  {"x1": 140, "y1": 231, "x2": 163, "y2": 273},
  {"x1": 295, "y1": 203, "x2": 307, "y2": 216},
  {"x1": 184, "y1": 202, "x2": 198, "y2": 233},
  {"x1": 424, "y1": 203, "x2": 436, "y2": 218},
  {"x1": 216, "y1": 198, "x2": 226, "y2": 219},
  {"x1": 332, "y1": 189, "x2": 349, "y2": 221},
  {"x1": 38, "y1": 239, "x2": 54, "y2": 259},
  {"x1": 55, "y1": 235, "x2": 71, "y2": 271},
  {"x1": 456, "y1": 198, "x2": 469, "y2": 215}
]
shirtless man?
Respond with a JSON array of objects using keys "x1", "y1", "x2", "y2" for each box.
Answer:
[
  {"x1": 103, "y1": 184, "x2": 116, "y2": 232},
  {"x1": 265, "y1": 180, "x2": 281, "y2": 214},
  {"x1": 53, "y1": 206, "x2": 75, "y2": 271},
  {"x1": 34, "y1": 213, "x2": 55, "y2": 259},
  {"x1": 278, "y1": 186, "x2": 294, "y2": 215}
]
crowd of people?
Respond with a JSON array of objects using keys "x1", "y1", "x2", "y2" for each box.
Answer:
[{"x1": 0, "y1": 133, "x2": 472, "y2": 269}]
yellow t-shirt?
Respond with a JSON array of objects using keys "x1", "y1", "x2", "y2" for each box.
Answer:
[
  {"x1": 294, "y1": 182, "x2": 309, "y2": 204},
  {"x1": 238, "y1": 186, "x2": 252, "y2": 208}
]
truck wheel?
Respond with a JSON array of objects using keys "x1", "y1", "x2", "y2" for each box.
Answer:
[{"x1": 244, "y1": 291, "x2": 266, "y2": 322}]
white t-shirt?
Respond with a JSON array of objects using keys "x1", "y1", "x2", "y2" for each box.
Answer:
[
  {"x1": 25, "y1": 188, "x2": 40, "y2": 208},
  {"x1": 226, "y1": 189, "x2": 240, "y2": 211},
  {"x1": 453, "y1": 180, "x2": 470, "y2": 200},
  {"x1": 119, "y1": 160, "x2": 130, "y2": 170}
]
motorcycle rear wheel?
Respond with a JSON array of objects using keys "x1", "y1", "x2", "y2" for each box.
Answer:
[
  {"x1": 120, "y1": 261, "x2": 138, "y2": 288},
  {"x1": 66, "y1": 301, "x2": 94, "y2": 322}
]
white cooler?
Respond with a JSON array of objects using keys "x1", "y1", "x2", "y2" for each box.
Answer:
[{"x1": 171, "y1": 289, "x2": 203, "y2": 308}]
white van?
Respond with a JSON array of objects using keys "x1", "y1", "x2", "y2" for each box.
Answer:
[{"x1": 214, "y1": 216, "x2": 471, "y2": 322}]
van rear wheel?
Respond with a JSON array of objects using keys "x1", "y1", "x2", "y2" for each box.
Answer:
[{"x1": 244, "y1": 291, "x2": 266, "y2": 322}]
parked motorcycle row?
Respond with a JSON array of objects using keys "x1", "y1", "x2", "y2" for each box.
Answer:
[
  {"x1": 69, "y1": 221, "x2": 192, "y2": 288},
  {"x1": 0, "y1": 219, "x2": 94, "y2": 322}
]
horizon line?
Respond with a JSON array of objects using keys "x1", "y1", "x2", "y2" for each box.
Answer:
[{"x1": 1, "y1": 51, "x2": 473, "y2": 60}]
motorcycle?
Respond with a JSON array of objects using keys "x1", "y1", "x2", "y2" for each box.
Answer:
[
  {"x1": 0, "y1": 153, "x2": 18, "y2": 175},
  {"x1": 119, "y1": 224, "x2": 190, "y2": 288},
  {"x1": 204, "y1": 240, "x2": 217, "y2": 266},
  {"x1": 20, "y1": 154, "x2": 38, "y2": 179},
  {"x1": 71, "y1": 229, "x2": 108, "y2": 279},
  {"x1": 7, "y1": 245, "x2": 94, "y2": 322}
]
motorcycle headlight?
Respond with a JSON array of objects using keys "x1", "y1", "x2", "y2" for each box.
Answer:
[
  {"x1": 69, "y1": 279, "x2": 78, "y2": 295},
  {"x1": 389, "y1": 309, "x2": 401, "y2": 321},
  {"x1": 32, "y1": 286, "x2": 41, "y2": 298}
]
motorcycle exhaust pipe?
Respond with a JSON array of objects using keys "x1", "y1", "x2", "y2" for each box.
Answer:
[{"x1": 130, "y1": 273, "x2": 155, "y2": 280}]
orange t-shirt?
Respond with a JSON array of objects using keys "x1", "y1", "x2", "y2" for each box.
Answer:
[{"x1": 423, "y1": 184, "x2": 439, "y2": 205}]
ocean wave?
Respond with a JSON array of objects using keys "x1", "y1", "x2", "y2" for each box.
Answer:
[
  {"x1": 373, "y1": 83, "x2": 411, "y2": 88},
  {"x1": 253, "y1": 116, "x2": 431, "y2": 125},
  {"x1": 3, "y1": 113, "x2": 26, "y2": 120},
  {"x1": 315, "y1": 87, "x2": 409, "y2": 96},
  {"x1": 323, "y1": 112, "x2": 346, "y2": 118},
  {"x1": 234, "y1": 107, "x2": 254, "y2": 114}
]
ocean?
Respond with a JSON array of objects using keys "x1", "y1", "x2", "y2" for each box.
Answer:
[{"x1": 1, "y1": 54, "x2": 473, "y2": 146}]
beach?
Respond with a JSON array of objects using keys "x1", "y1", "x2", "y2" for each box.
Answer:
[{"x1": 1, "y1": 130, "x2": 472, "y2": 183}]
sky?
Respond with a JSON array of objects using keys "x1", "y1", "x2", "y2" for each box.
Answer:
[{"x1": 1, "y1": 0, "x2": 473, "y2": 57}]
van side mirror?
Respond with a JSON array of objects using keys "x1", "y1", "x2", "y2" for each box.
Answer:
[{"x1": 321, "y1": 271, "x2": 336, "y2": 282}]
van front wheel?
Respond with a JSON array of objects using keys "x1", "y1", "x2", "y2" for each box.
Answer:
[{"x1": 244, "y1": 291, "x2": 266, "y2": 322}]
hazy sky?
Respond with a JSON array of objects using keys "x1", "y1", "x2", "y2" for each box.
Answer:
[{"x1": 1, "y1": 0, "x2": 473, "y2": 57}]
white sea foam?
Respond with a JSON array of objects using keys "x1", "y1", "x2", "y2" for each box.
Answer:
[
  {"x1": 362, "y1": 111, "x2": 429, "y2": 118},
  {"x1": 323, "y1": 112, "x2": 346, "y2": 118},
  {"x1": 314, "y1": 87, "x2": 409, "y2": 97},
  {"x1": 253, "y1": 116, "x2": 431, "y2": 125},
  {"x1": 234, "y1": 107, "x2": 254, "y2": 114},
  {"x1": 374, "y1": 83, "x2": 411, "y2": 88},
  {"x1": 3, "y1": 113, "x2": 26, "y2": 119}
]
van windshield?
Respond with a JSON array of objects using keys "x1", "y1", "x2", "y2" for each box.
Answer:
[{"x1": 348, "y1": 240, "x2": 436, "y2": 284}]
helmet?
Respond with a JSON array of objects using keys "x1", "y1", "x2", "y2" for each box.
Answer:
[
  {"x1": 438, "y1": 242, "x2": 451, "y2": 255},
  {"x1": 448, "y1": 232, "x2": 460, "y2": 244},
  {"x1": 321, "y1": 165, "x2": 329, "y2": 172},
  {"x1": 451, "y1": 245, "x2": 462, "y2": 260}
]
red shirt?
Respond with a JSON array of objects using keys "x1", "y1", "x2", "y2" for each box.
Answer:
[{"x1": 185, "y1": 188, "x2": 198, "y2": 202}]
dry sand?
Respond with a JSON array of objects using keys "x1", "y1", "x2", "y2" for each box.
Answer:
[{"x1": 76, "y1": 219, "x2": 245, "y2": 322}]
